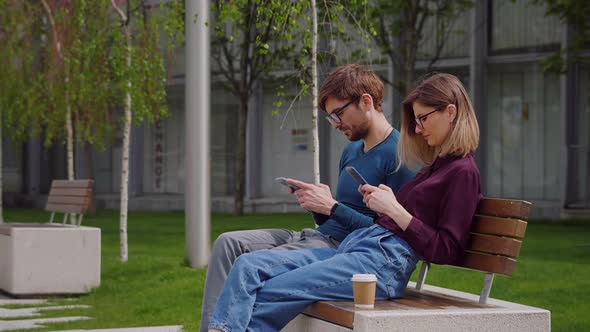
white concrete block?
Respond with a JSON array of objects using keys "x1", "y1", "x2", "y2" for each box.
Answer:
[
  {"x1": 0, "y1": 223, "x2": 101, "y2": 295},
  {"x1": 282, "y1": 314, "x2": 352, "y2": 332}
]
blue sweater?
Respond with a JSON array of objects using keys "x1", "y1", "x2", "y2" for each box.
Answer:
[{"x1": 315, "y1": 130, "x2": 415, "y2": 242}]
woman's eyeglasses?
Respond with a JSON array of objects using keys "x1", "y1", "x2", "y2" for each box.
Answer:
[{"x1": 413, "y1": 106, "x2": 445, "y2": 129}]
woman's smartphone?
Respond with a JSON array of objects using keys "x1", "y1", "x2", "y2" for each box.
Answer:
[
  {"x1": 275, "y1": 177, "x2": 301, "y2": 191},
  {"x1": 345, "y1": 166, "x2": 368, "y2": 185}
]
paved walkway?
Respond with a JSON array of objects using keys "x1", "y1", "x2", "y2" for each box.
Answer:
[
  {"x1": 53, "y1": 328, "x2": 183, "y2": 332},
  {"x1": 0, "y1": 295, "x2": 183, "y2": 332}
]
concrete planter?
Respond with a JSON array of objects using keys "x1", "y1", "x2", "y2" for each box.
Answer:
[{"x1": 0, "y1": 223, "x2": 101, "y2": 296}]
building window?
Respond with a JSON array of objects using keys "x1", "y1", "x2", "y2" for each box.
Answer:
[
  {"x1": 571, "y1": 66, "x2": 590, "y2": 207},
  {"x1": 489, "y1": 0, "x2": 561, "y2": 54},
  {"x1": 486, "y1": 63, "x2": 560, "y2": 201},
  {"x1": 2, "y1": 138, "x2": 23, "y2": 192},
  {"x1": 418, "y1": 11, "x2": 471, "y2": 59}
]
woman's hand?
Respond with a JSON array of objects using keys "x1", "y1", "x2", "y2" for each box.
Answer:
[
  {"x1": 360, "y1": 184, "x2": 398, "y2": 217},
  {"x1": 360, "y1": 184, "x2": 413, "y2": 231}
]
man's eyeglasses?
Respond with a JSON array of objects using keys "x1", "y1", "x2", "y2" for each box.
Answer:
[
  {"x1": 325, "y1": 97, "x2": 359, "y2": 126},
  {"x1": 414, "y1": 107, "x2": 444, "y2": 129}
]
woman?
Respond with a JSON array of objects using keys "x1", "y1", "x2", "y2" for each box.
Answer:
[{"x1": 208, "y1": 73, "x2": 481, "y2": 332}]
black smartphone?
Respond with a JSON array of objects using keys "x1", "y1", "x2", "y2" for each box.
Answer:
[
  {"x1": 345, "y1": 166, "x2": 368, "y2": 185},
  {"x1": 275, "y1": 177, "x2": 302, "y2": 191}
]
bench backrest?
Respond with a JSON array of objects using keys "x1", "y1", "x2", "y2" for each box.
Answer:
[
  {"x1": 455, "y1": 197, "x2": 532, "y2": 276},
  {"x1": 46, "y1": 180, "x2": 95, "y2": 215}
]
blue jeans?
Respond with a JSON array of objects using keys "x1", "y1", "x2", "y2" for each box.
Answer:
[{"x1": 208, "y1": 225, "x2": 418, "y2": 332}]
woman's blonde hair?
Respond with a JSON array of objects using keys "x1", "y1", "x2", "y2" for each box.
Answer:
[{"x1": 398, "y1": 73, "x2": 479, "y2": 169}]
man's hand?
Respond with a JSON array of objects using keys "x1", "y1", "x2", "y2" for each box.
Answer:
[{"x1": 288, "y1": 179, "x2": 337, "y2": 215}]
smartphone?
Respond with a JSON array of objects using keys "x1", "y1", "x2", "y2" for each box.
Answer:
[
  {"x1": 345, "y1": 166, "x2": 368, "y2": 185},
  {"x1": 275, "y1": 177, "x2": 302, "y2": 191}
]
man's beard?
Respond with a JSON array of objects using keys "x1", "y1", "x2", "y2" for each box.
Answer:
[{"x1": 347, "y1": 126, "x2": 369, "y2": 141}]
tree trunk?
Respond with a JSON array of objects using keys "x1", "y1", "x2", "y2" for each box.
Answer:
[
  {"x1": 311, "y1": 0, "x2": 320, "y2": 185},
  {"x1": 233, "y1": 93, "x2": 248, "y2": 216},
  {"x1": 66, "y1": 95, "x2": 73, "y2": 170},
  {"x1": 119, "y1": 25, "x2": 132, "y2": 262},
  {"x1": 66, "y1": 83, "x2": 75, "y2": 224},
  {"x1": 0, "y1": 112, "x2": 3, "y2": 224}
]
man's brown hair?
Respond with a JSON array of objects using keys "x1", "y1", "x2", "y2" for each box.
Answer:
[{"x1": 319, "y1": 64, "x2": 384, "y2": 113}]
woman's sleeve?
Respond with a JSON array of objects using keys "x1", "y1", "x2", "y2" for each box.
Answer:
[{"x1": 400, "y1": 168, "x2": 480, "y2": 264}]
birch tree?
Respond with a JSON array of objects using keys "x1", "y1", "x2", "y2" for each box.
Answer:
[
  {"x1": 111, "y1": 0, "x2": 133, "y2": 263},
  {"x1": 311, "y1": 0, "x2": 320, "y2": 184},
  {"x1": 40, "y1": 0, "x2": 75, "y2": 183},
  {"x1": 110, "y1": 0, "x2": 183, "y2": 262},
  {"x1": 37, "y1": 0, "x2": 117, "y2": 224}
]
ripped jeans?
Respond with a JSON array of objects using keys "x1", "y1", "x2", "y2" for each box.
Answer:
[{"x1": 208, "y1": 224, "x2": 418, "y2": 332}]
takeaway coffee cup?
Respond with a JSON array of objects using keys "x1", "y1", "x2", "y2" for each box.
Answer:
[{"x1": 351, "y1": 274, "x2": 377, "y2": 309}]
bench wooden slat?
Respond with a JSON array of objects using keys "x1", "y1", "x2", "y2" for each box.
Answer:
[
  {"x1": 472, "y1": 215, "x2": 528, "y2": 238},
  {"x1": 468, "y1": 233, "x2": 522, "y2": 257},
  {"x1": 48, "y1": 188, "x2": 92, "y2": 197},
  {"x1": 457, "y1": 251, "x2": 517, "y2": 276},
  {"x1": 47, "y1": 195, "x2": 90, "y2": 206},
  {"x1": 303, "y1": 302, "x2": 354, "y2": 328},
  {"x1": 395, "y1": 296, "x2": 444, "y2": 309},
  {"x1": 45, "y1": 203, "x2": 88, "y2": 214},
  {"x1": 302, "y1": 288, "x2": 495, "y2": 329},
  {"x1": 477, "y1": 198, "x2": 532, "y2": 219},
  {"x1": 50, "y1": 180, "x2": 94, "y2": 188}
]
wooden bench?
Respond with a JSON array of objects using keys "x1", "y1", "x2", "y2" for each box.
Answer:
[
  {"x1": 283, "y1": 197, "x2": 551, "y2": 331},
  {"x1": 0, "y1": 179, "x2": 100, "y2": 296},
  {"x1": 46, "y1": 179, "x2": 95, "y2": 226}
]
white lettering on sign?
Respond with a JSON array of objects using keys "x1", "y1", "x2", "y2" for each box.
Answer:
[{"x1": 154, "y1": 120, "x2": 165, "y2": 192}]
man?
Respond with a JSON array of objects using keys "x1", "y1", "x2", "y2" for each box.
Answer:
[{"x1": 200, "y1": 64, "x2": 415, "y2": 331}]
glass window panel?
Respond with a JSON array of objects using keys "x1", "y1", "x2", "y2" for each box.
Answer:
[
  {"x1": 210, "y1": 85, "x2": 238, "y2": 196},
  {"x1": 575, "y1": 67, "x2": 590, "y2": 206},
  {"x1": 260, "y1": 83, "x2": 314, "y2": 197},
  {"x1": 486, "y1": 63, "x2": 561, "y2": 200},
  {"x1": 543, "y1": 70, "x2": 561, "y2": 200},
  {"x1": 2, "y1": 138, "x2": 23, "y2": 192},
  {"x1": 418, "y1": 12, "x2": 471, "y2": 59},
  {"x1": 522, "y1": 70, "x2": 545, "y2": 199},
  {"x1": 94, "y1": 148, "x2": 113, "y2": 193},
  {"x1": 491, "y1": 0, "x2": 562, "y2": 53}
]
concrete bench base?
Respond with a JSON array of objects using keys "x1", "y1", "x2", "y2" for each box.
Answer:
[
  {"x1": 0, "y1": 223, "x2": 101, "y2": 296},
  {"x1": 282, "y1": 282, "x2": 550, "y2": 332}
]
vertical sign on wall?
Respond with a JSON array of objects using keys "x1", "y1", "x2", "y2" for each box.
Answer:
[
  {"x1": 154, "y1": 120, "x2": 166, "y2": 192},
  {"x1": 292, "y1": 128, "x2": 309, "y2": 151}
]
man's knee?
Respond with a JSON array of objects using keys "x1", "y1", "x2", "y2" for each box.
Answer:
[{"x1": 212, "y1": 231, "x2": 246, "y2": 255}]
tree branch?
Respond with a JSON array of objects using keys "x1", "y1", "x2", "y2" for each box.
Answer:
[
  {"x1": 111, "y1": 0, "x2": 128, "y2": 23},
  {"x1": 40, "y1": 0, "x2": 62, "y2": 58}
]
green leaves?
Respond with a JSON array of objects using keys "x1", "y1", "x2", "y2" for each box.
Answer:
[
  {"x1": 534, "y1": 0, "x2": 590, "y2": 72},
  {"x1": 0, "y1": 0, "x2": 180, "y2": 149}
]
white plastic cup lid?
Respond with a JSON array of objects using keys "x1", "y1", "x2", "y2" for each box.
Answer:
[{"x1": 351, "y1": 274, "x2": 377, "y2": 282}]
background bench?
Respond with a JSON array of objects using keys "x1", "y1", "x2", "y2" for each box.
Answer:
[
  {"x1": 0, "y1": 179, "x2": 100, "y2": 296},
  {"x1": 283, "y1": 197, "x2": 551, "y2": 331},
  {"x1": 46, "y1": 179, "x2": 95, "y2": 226}
]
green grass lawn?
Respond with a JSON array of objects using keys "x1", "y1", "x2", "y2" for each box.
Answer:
[{"x1": 2, "y1": 209, "x2": 589, "y2": 331}]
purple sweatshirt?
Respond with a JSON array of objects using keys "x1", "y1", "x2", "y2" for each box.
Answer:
[{"x1": 375, "y1": 154, "x2": 481, "y2": 265}]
